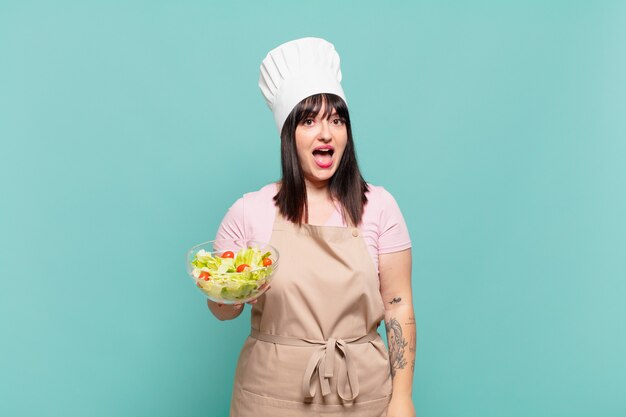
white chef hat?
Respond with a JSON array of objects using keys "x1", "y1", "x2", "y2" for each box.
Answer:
[{"x1": 258, "y1": 37, "x2": 347, "y2": 135}]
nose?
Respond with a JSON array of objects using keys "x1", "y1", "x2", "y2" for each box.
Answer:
[{"x1": 318, "y1": 119, "x2": 332, "y2": 142}]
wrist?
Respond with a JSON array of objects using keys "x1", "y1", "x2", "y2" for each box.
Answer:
[{"x1": 207, "y1": 300, "x2": 243, "y2": 320}]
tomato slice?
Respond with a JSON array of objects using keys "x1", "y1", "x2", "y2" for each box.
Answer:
[
  {"x1": 262, "y1": 258, "x2": 273, "y2": 266},
  {"x1": 221, "y1": 251, "x2": 234, "y2": 259},
  {"x1": 199, "y1": 271, "x2": 211, "y2": 281},
  {"x1": 236, "y1": 264, "x2": 250, "y2": 273}
]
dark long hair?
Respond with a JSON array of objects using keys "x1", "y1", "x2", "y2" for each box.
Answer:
[{"x1": 273, "y1": 93, "x2": 369, "y2": 226}]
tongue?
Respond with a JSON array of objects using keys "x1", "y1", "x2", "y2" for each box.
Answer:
[{"x1": 313, "y1": 153, "x2": 332, "y2": 167}]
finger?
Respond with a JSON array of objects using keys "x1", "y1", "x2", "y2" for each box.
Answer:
[{"x1": 233, "y1": 303, "x2": 243, "y2": 309}]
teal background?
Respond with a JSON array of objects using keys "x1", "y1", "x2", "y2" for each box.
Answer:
[{"x1": 1, "y1": 1, "x2": 625, "y2": 416}]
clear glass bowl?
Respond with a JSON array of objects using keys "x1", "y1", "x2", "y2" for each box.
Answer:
[{"x1": 186, "y1": 239, "x2": 279, "y2": 304}]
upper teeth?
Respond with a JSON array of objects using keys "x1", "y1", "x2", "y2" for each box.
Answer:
[{"x1": 316, "y1": 149, "x2": 331, "y2": 152}]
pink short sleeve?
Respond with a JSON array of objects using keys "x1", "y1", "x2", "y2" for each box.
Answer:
[
  {"x1": 215, "y1": 197, "x2": 246, "y2": 241},
  {"x1": 376, "y1": 187, "x2": 412, "y2": 254},
  {"x1": 213, "y1": 184, "x2": 277, "y2": 244}
]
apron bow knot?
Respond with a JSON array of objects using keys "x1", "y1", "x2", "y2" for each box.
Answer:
[
  {"x1": 250, "y1": 329, "x2": 378, "y2": 402},
  {"x1": 301, "y1": 337, "x2": 360, "y2": 401}
]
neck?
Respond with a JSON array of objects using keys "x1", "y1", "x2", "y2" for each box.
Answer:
[{"x1": 304, "y1": 178, "x2": 332, "y2": 203}]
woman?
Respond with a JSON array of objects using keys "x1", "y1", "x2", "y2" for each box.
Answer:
[{"x1": 209, "y1": 38, "x2": 416, "y2": 417}]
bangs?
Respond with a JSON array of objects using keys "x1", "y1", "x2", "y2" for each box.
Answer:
[{"x1": 294, "y1": 93, "x2": 349, "y2": 125}]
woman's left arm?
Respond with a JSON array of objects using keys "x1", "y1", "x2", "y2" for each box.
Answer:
[{"x1": 379, "y1": 248, "x2": 416, "y2": 417}]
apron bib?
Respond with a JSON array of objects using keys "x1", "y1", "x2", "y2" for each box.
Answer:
[{"x1": 229, "y1": 213, "x2": 392, "y2": 417}]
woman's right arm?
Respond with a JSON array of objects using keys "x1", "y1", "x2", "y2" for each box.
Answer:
[{"x1": 207, "y1": 197, "x2": 246, "y2": 321}]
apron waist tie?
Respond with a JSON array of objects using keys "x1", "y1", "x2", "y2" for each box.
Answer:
[{"x1": 249, "y1": 328, "x2": 379, "y2": 402}]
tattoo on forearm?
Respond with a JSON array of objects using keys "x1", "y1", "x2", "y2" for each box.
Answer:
[
  {"x1": 389, "y1": 297, "x2": 402, "y2": 305},
  {"x1": 385, "y1": 317, "x2": 408, "y2": 378},
  {"x1": 407, "y1": 316, "x2": 416, "y2": 353}
]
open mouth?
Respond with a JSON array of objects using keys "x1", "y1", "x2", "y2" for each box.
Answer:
[{"x1": 312, "y1": 148, "x2": 334, "y2": 168}]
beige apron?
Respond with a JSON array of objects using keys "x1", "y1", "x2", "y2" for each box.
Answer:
[{"x1": 229, "y1": 212, "x2": 392, "y2": 417}]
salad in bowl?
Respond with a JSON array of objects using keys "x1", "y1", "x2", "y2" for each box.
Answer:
[{"x1": 186, "y1": 239, "x2": 279, "y2": 304}]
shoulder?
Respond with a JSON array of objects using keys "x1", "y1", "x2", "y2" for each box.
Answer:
[
  {"x1": 217, "y1": 182, "x2": 277, "y2": 241},
  {"x1": 242, "y1": 182, "x2": 279, "y2": 205},
  {"x1": 228, "y1": 182, "x2": 278, "y2": 212},
  {"x1": 364, "y1": 183, "x2": 402, "y2": 212},
  {"x1": 363, "y1": 183, "x2": 408, "y2": 230}
]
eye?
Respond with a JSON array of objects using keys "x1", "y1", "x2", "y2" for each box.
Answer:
[
  {"x1": 302, "y1": 118, "x2": 315, "y2": 126},
  {"x1": 331, "y1": 117, "x2": 345, "y2": 126}
]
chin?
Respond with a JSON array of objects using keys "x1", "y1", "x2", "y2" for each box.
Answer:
[
  {"x1": 317, "y1": 172, "x2": 336, "y2": 182},
  {"x1": 306, "y1": 172, "x2": 334, "y2": 184}
]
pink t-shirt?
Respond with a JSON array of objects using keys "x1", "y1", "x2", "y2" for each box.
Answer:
[{"x1": 215, "y1": 183, "x2": 411, "y2": 274}]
